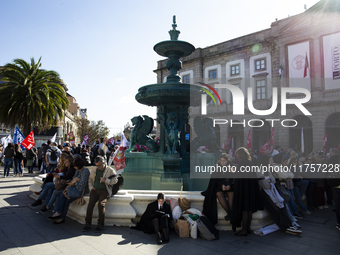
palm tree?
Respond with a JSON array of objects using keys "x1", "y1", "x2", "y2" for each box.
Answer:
[{"x1": 0, "y1": 57, "x2": 69, "y2": 136}]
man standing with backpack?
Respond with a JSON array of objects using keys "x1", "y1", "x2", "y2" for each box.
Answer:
[{"x1": 45, "y1": 142, "x2": 61, "y2": 173}]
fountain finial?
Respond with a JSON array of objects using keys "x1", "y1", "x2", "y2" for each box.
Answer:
[{"x1": 169, "y1": 15, "x2": 180, "y2": 40}]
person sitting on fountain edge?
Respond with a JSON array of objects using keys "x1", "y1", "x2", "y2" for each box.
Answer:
[{"x1": 132, "y1": 192, "x2": 172, "y2": 244}]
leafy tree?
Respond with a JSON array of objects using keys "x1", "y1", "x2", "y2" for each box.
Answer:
[
  {"x1": 76, "y1": 117, "x2": 91, "y2": 141},
  {"x1": 89, "y1": 120, "x2": 110, "y2": 143},
  {"x1": 0, "y1": 57, "x2": 69, "y2": 136},
  {"x1": 75, "y1": 118, "x2": 110, "y2": 145}
]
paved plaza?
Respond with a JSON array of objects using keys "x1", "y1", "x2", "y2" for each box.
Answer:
[{"x1": 0, "y1": 166, "x2": 339, "y2": 255}]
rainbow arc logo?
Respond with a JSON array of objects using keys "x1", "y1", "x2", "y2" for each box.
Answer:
[{"x1": 196, "y1": 82, "x2": 222, "y2": 106}]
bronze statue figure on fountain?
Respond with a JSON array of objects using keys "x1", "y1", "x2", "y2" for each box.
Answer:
[
  {"x1": 191, "y1": 116, "x2": 219, "y2": 153},
  {"x1": 127, "y1": 115, "x2": 158, "y2": 153}
]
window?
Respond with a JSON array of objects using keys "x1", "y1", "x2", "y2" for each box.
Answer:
[
  {"x1": 256, "y1": 80, "x2": 266, "y2": 99},
  {"x1": 209, "y1": 70, "x2": 217, "y2": 79},
  {"x1": 255, "y1": 58, "x2": 266, "y2": 71},
  {"x1": 230, "y1": 64, "x2": 240, "y2": 76},
  {"x1": 182, "y1": 75, "x2": 190, "y2": 83}
]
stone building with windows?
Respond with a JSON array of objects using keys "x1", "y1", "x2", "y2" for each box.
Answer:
[{"x1": 154, "y1": 0, "x2": 340, "y2": 153}]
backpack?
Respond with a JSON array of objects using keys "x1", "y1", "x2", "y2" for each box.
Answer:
[
  {"x1": 196, "y1": 215, "x2": 219, "y2": 240},
  {"x1": 108, "y1": 174, "x2": 124, "y2": 196},
  {"x1": 49, "y1": 148, "x2": 58, "y2": 161}
]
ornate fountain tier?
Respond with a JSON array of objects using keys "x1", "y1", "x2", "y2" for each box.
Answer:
[
  {"x1": 153, "y1": 40, "x2": 195, "y2": 58},
  {"x1": 136, "y1": 82, "x2": 202, "y2": 107},
  {"x1": 135, "y1": 15, "x2": 201, "y2": 108}
]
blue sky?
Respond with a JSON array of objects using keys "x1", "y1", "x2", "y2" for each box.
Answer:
[{"x1": 0, "y1": 0, "x2": 319, "y2": 137}]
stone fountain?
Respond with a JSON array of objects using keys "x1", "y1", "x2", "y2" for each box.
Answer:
[
  {"x1": 122, "y1": 16, "x2": 208, "y2": 191},
  {"x1": 29, "y1": 17, "x2": 270, "y2": 229}
]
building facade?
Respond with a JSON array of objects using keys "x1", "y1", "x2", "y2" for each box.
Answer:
[{"x1": 154, "y1": 0, "x2": 340, "y2": 153}]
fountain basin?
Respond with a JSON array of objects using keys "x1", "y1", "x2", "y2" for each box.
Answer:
[{"x1": 136, "y1": 82, "x2": 202, "y2": 106}]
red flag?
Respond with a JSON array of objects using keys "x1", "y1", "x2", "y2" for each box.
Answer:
[
  {"x1": 68, "y1": 131, "x2": 75, "y2": 144},
  {"x1": 270, "y1": 127, "x2": 275, "y2": 152},
  {"x1": 108, "y1": 137, "x2": 115, "y2": 145},
  {"x1": 113, "y1": 147, "x2": 125, "y2": 171},
  {"x1": 225, "y1": 135, "x2": 232, "y2": 149},
  {"x1": 260, "y1": 139, "x2": 270, "y2": 154},
  {"x1": 246, "y1": 130, "x2": 251, "y2": 149},
  {"x1": 83, "y1": 134, "x2": 90, "y2": 145},
  {"x1": 303, "y1": 52, "x2": 309, "y2": 78},
  {"x1": 260, "y1": 128, "x2": 274, "y2": 154},
  {"x1": 21, "y1": 131, "x2": 35, "y2": 150},
  {"x1": 322, "y1": 132, "x2": 327, "y2": 152}
]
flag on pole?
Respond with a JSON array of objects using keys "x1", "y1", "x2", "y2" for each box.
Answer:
[
  {"x1": 68, "y1": 131, "x2": 75, "y2": 145},
  {"x1": 322, "y1": 132, "x2": 327, "y2": 152},
  {"x1": 303, "y1": 52, "x2": 309, "y2": 78},
  {"x1": 0, "y1": 135, "x2": 12, "y2": 155},
  {"x1": 246, "y1": 130, "x2": 251, "y2": 149},
  {"x1": 83, "y1": 134, "x2": 90, "y2": 145},
  {"x1": 228, "y1": 138, "x2": 234, "y2": 158},
  {"x1": 12, "y1": 126, "x2": 26, "y2": 150},
  {"x1": 225, "y1": 135, "x2": 232, "y2": 149},
  {"x1": 120, "y1": 132, "x2": 130, "y2": 149},
  {"x1": 260, "y1": 128, "x2": 275, "y2": 154},
  {"x1": 270, "y1": 127, "x2": 274, "y2": 152},
  {"x1": 21, "y1": 130, "x2": 35, "y2": 150},
  {"x1": 50, "y1": 132, "x2": 57, "y2": 143},
  {"x1": 301, "y1": 127, "x2": 305, "y2": 154},
  {"x1": 260, "y1": 139, "x2": 271, "y2": 154},
  {"x1": 108, "y1": 137, "x2": 115, "y2": 145},
  {"x1": 113, "y1": 147, "x2": 126, "y2": 171}
]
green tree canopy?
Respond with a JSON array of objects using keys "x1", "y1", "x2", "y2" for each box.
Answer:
[
  {"x1": 76, "y1": 118, "x2": 110, "y2": 145},
  {"x1": 0, "y1": 57, "x2": 69, "y2": 136}
]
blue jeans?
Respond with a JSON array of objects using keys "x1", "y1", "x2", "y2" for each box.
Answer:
[
  {"x1": 39, "y1": 182, "x2": 55, "y2": 203},
  {"x1": 284, "y1": 202, "x2": 296, "y2": 223},
  {"x1": 293, "y1": 180, "x2": 309, "y2": 212},
  {"x1": 295, "y1": 179, "x2": 309, "y2": 197},
  {"x1": 47, "y1": 189, "x2": 63, "y2": 209},
  {"x1": 335, "y1": 188, "x2": 340, "y2": 225},
  {"x1": 55, "y1": 193, "x2": 77, "y2": 220},
  {"x1": 287, "y1": 189, "x2": 299, "y2": 214},
  {"x1": 4, "y1": 157, "x2": 12, "y2": 176},
  {"x1": 14, "y1": 158, "x2": 23, "y2": 175}
]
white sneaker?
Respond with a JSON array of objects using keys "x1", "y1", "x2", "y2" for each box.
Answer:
[
  {"x1": 323, "y1": 205, "x2": 329, "y2": 209},
  {"x1": 318, "y1": 206, "x2": 323, "y2": 209},
  {"x1": 293, "y1": 222, "x2": 301, "y2": 229},
  {"x1": 286, "y1": 226, "x2": 302, "y2": 235}
]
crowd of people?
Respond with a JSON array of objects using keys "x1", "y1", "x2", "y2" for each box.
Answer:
[
  {"x1": 1, "y1": 139, "x2": 340, "y2": 242},
  {"x1": 201, "y1": 145, "x2": 340, "y2": 236},
  {"x1": 0, "y1": 139, "x2": 117, "y2": 177}
]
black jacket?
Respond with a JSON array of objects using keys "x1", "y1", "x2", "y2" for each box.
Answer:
[
  {"x1": 4, "y1": 147, "x2": 15, "y2": 158},
  {"x1": 137, "y1": 200, "x2": 172, "y2": 233}
]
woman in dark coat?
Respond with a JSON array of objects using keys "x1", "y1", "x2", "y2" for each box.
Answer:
[
  {"x1": 14, "y1": 144, "x2": 24, "y2": 177},
  {"x1": 231, "y1": 147, "x2": 263, "y2": 236},
  {"x1": 135, "y1": 193, "x2": 172, "y2": 245},
  {"x1": 202, "y1": 153, "x2": 234, "y2": 225}
]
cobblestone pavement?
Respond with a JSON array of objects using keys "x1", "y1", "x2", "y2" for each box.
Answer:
[{"x1": 0, "y1": 166, "x2": 339, "y2": 255}]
